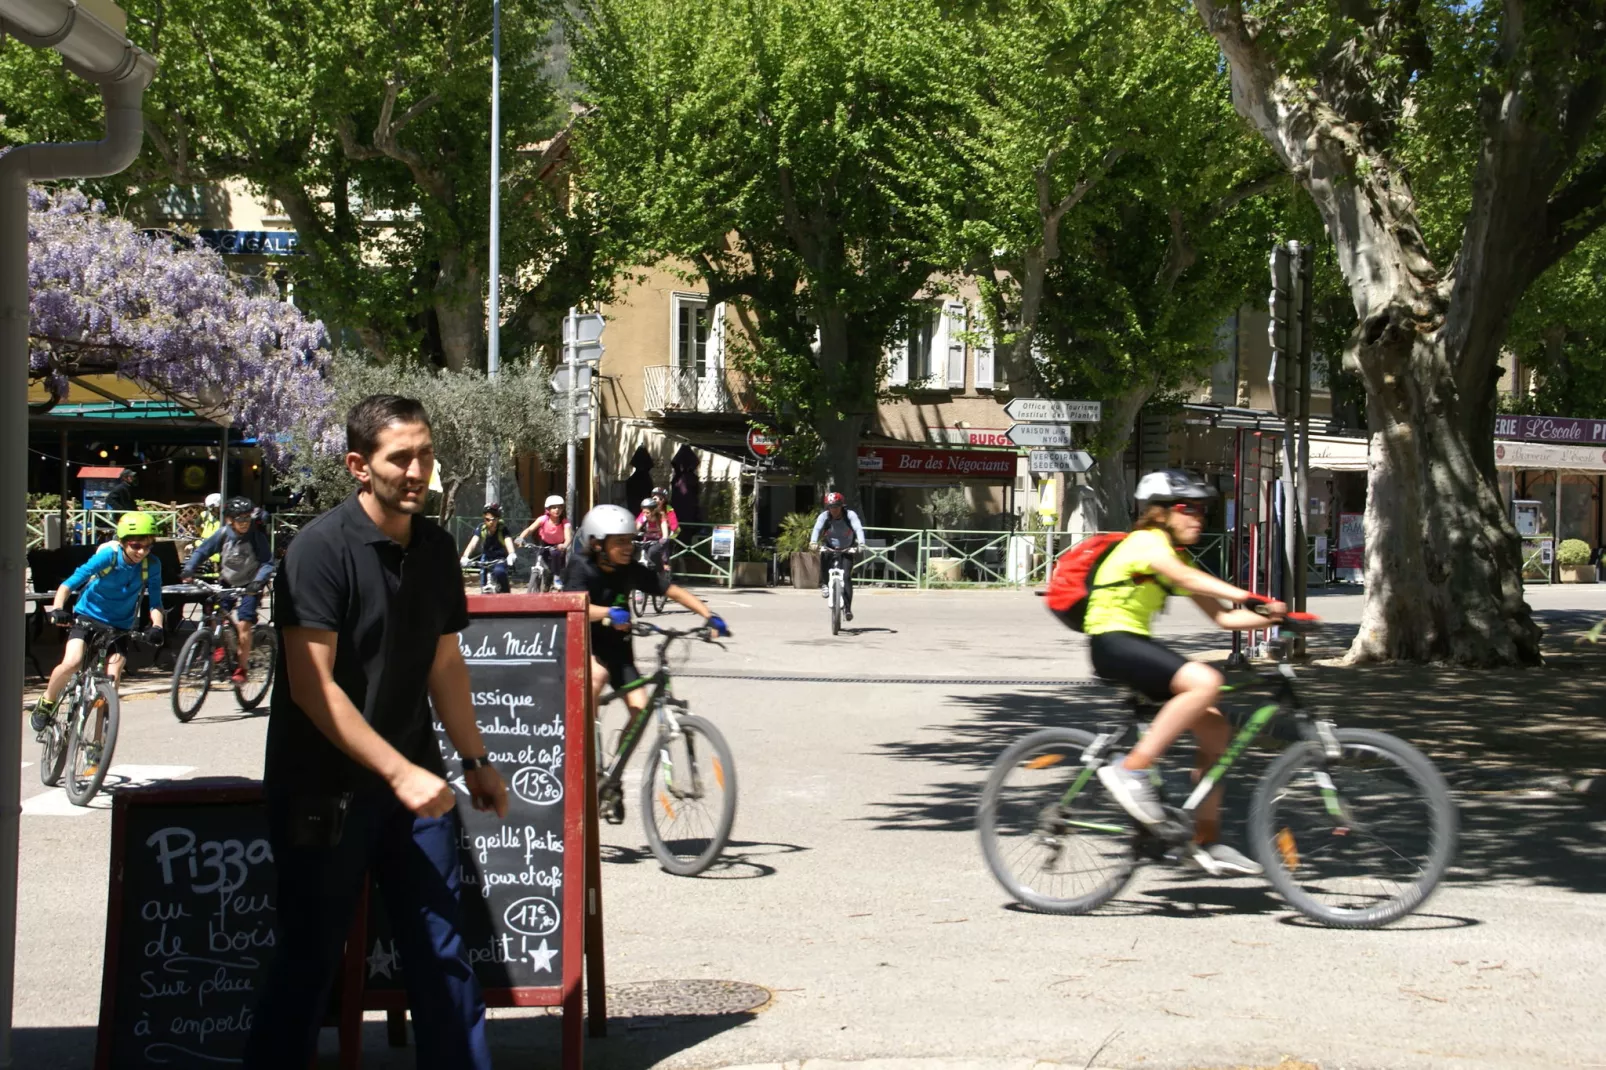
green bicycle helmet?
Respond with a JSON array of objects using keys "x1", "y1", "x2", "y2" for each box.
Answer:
[{"x1": 116, "y1": 511, "x2": 158, "y2": 539}]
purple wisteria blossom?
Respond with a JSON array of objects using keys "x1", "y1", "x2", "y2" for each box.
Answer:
[{"x1": 27, "y1": 187, "x2": 340, "y2": 464}]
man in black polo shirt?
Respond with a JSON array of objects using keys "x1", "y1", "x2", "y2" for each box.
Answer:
[{"x1": 246, "y1": 394, "x2": 508, "y2": 1070}]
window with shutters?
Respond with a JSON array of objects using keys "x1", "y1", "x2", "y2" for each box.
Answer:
[
  {"x1": 672, "y1": 294, "x2": 713, "y2": 377},
  {"x1": 943, "y1": 302, "x2": 967, "y2": 390},
  {"x1": 974, "y1": 306, "x2": 995, "y2": 390}
]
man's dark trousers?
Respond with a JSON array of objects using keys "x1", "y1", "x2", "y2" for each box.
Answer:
[{"x1": 244, "y1": 788, "x2": 492, "y2": 1069}]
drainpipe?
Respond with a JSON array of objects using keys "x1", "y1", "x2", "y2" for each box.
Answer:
[{"x1": 0, "y1": 3, "x2": 155, "y2": 1063}]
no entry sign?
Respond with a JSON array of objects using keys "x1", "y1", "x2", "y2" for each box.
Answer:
[{"x1": 747, "y1": 428, "x2": 776, "y2": 459}]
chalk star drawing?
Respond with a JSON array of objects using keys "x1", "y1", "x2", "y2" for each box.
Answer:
[
  {"x1": 368, "y1": 939, "x2": 397, "y2": 980},
  {"x1": 527, "y1": 939, "x2": 558, "y2": 973}
]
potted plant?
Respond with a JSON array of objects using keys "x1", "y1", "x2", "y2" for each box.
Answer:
[
  {"x1": 776, "y1": 511, "x2": 821, "y2": 589},
  {"x1": 1557, "y1": 538, "x2": 1596, "y2": 583},
  {"x1": 731, "y1": 514, "x2": 769, "y2": 587},
  {"x1": 924, "y1": 487, "x2": 972, "y2": 583}
]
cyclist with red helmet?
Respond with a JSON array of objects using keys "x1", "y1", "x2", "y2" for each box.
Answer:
[{"x1": 810, "y1": 491, "x2": 866, "y2": 621}]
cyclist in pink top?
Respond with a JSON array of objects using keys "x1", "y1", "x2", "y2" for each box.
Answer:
[{"x1": 518, "y1": 495, "x2": 573, "y2": 589}]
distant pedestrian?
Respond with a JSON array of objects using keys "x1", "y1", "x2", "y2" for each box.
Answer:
[
  {"x1": 101, "y1": 468, "x2": 138, "y2": 514},
  {"x1": 245, "y1": 394, "x2": 508, "y2": 1070}
]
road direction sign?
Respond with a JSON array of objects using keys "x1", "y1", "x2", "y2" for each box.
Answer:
[
  {"x1": 1028, "y1": 449, "x2": 1095, "y2": 474},
  {"x1": 1005, "y1": 423, "x2": 1076, "y2": 447},
  {"x1": 549, "y1": 365, "x2": 592, "y2": 396},
  {"x1": 562, "y1": 313, "x2": 605, "y2": 343},
  {"x1": 1004, "y1": 398, "x2": 1101, "y2": 424}
]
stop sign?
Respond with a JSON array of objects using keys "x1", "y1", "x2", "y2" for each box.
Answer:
[{"x1": 747, "y1": 428, "x2": 775, "y2": 459}]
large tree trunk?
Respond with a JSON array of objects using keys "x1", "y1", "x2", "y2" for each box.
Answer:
[
  {"x1": 434, "y1": 251, "x2": 484, "y2": 372},
  {"x1": 814, "y1": 308, "x2": 866, "y2": 505},
  {"x1": 1194, "y1": 0, "x2": 1544, "y2": 664}
]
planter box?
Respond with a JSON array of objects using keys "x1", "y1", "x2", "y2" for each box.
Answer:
[
  {"x1": 790, "y1": 552, "x2": 821, "y2": 589},
  {"x1": 927, "y1": 556, "x2": 963, "y2": 583},
  {"x1": 732, "y1": 561, "x2": 769, "y2": 587},
  {"x1": 1560, "y1": 564, "x2": 1598, "y2": 583}
]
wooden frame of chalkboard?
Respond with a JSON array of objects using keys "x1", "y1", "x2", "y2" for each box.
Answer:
[
  {"x1": 354, "y1": 592, "x2": 600, "y2": 1069},
  {"x1": 93, "y1": 779, "x2": 367, "y2": 1070}
]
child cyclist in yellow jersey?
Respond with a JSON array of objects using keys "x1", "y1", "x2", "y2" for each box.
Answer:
[{"x1": 1075, "y1": 470, "x2": 1285, "y2": 876}]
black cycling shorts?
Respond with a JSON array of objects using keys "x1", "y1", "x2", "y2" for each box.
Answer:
[
  {"x1": 67, "y1": 620, "x2": 130, "y2": 657},
  {"x1": 596, "y1": 651, "x2": 646, "y2": 694},
  {"x1": 1087, "y1": 631, "x2": 1188, "y2": 703}
]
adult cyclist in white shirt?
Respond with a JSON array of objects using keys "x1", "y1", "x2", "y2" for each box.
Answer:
[{"x1": 810, "y1": 492, "x2": 866, "y2": 621}]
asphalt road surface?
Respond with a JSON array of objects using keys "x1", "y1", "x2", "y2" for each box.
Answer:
[{"x1": 13, "y1": 583, "x2": 1606, "y2": 1069}]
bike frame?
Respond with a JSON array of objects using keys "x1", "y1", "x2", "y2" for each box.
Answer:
[
  {"x1": 822, "y1": 548, "x2": 857, "y2": 610},
  {"x1": 595, "y1": 669, "x2": 678, "y2": 795},
  {"x1": 1058, "y1": 662, "x2": 1340, "y2": 835}
]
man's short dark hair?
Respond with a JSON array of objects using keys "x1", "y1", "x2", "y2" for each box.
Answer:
[{"x1": 346, "y1": 394, "x2": 431, "y2": 458}]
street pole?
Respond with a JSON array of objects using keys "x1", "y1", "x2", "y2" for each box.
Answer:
[
  {"x1": 1295, "y1": 240, "x2": 1315, "y2": 640},
  {"x1": 218, "y1": 427, "x2": 229, "y2": 511},
  {"x1": 485, "y1": 0, "x2": 502, "y2": 508},
  {"x1": 1279, "y1": 242, "x2": 1302, "y2": 634},
  {"x1": 565, "y1": 307, "x2": 578, "y2": 512}
]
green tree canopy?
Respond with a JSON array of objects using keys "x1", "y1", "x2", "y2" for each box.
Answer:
[{"x1": 571, "y1": 0, "x2": 976, "y2": 501}]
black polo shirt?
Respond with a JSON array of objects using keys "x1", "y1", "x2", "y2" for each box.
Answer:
[
  {"x1": 265, "y1": 493, "x2": 469, "y2": 792},
  {"x1": 561, "y1": 553, "x2": 669, "y2": 663}
]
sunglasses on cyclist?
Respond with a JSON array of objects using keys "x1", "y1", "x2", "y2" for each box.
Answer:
[{"x1": 1170, "y1": 501, "x2": 1207, "y2": 518}]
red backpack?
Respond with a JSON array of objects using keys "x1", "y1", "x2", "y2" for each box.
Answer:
[{"x1": 1044, "y1": 533, "x2": 1128, "y2": 630}]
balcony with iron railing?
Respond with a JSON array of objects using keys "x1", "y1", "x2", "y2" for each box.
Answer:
[{"x1": 643, "y1": 365, "x2": 758, "y2": 416}]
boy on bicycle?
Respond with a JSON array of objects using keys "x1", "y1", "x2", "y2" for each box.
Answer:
[
  {"x1": 182, "y1": 495, "x2": 275, "y2": 685},
  {"x1": 810, "y1": 491, "x2": 866, "y2": 621},
  {"x1": 460, "y1": 503, "x2": 517, "y2": 593},
  {"x1": 517, "y1": 495, "x2": 572, "y2": 589},
  {"x1": 31, "y1": 512, "x2": 168, "y2": 743},
  {"x1": 1069, "y1": 470, "x2": 1284, "y2": 876},
  {"x1": 564, "y1": 505, "x2": 728, "y2": 817}
]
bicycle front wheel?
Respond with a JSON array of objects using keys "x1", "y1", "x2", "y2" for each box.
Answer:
[
  {"x1": 65, "y1": 681, "x2": 119, "y2": 806},
  {"x1": 171, "y1": 630, "x2": 214, "y2": 722},
  {"x1": 830, "y1": 578, "x2": 841, "y2": 635},
  {"x1": 640, "y1": 713, "x2": 737, "y2": 876},
  {"x1": 1250, "y1": 727, "x2": 1457, "y2": 929},
  {"x1": 234, "y1": 626, "x2": 276, "y2": 710},
  {"x1": 977, "y1": 728, "x2": 1137, "y2": 914},
  {"x1": 38, "y1": 698, "x2": 70, "y2": 788},
  {"x1": 631, "y1": 587, "x2": 648, "y2": 616}
]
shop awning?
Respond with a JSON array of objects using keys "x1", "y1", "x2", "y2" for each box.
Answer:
[
  {"x1": 1494, "y1": 440, "x2": 1606, "y2": 471},
  {"x1": 1309, "y1": 433, "x2": 1370, "y2": 472}
]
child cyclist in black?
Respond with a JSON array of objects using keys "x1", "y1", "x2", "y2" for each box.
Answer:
[
  {"x1": 1068, "y1": 469, "x2": 1285, "y2": 876},
  {"x1": 563, "y1": 505, "x2": 729, "y2": 820}
]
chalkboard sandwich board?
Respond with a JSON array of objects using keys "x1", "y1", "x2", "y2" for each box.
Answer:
[
  {"x1": 94, "y1": 779, "x2": 292, "y2": 1070},
  {"x1": 358, "y1": 592, "x2": 596, "y2": 1066}
]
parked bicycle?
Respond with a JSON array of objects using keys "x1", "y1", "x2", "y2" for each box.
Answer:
[
  {"x1": 976, "y1": 617, "x2": 1457, "y2": 929},
  {"x1": 631, "y1": 538, "x2": 670, "y2": 616},
  {"x1": 36, "y1": 620, "x2": 128, "y2": 806},
  {"x1": 822, "y1": 545, "x2": 859, "y2": 635},
  {"x1": 170, "y1": 580, "x2": 276, "y2": 721},
  {"x1": 595, "y1": 621, "x2": 736, "y2": 876}
]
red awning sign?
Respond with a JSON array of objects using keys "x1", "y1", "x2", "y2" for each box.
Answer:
[{"x1": 857, "y1": 446, "x2": 1016, "y2": 480}]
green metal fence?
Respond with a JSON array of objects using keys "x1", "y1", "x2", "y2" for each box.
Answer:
[
  {"x1": 671, "y1": 523, "x2": 734, "y2": 586},
  {"x1": 25, "y1": 508, "x2": 185, "y2": 550}
]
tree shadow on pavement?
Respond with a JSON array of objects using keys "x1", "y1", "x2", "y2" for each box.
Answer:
[{"x1": 866, "y1": 610, "x2": 1606, "y2": 897}]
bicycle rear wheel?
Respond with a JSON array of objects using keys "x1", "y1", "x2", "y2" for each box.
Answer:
[
  {"x1": 977, "y1": 727, "x2": 1137, "y2": 914},
  {"x1": 1250, "y1": 727, "x2": 1457, "y2": 929},
  {"x1": 640, "y1": 713, "x2": 737, "y2": 876},
  {"x1": 830, "y1": 577, "x2": 841, "y2": 635},
  {"x1": 170, "y1": 629, "x2": 214, "y2": 722},
  {"x1": 234, "y1": 626, "x2": 276, "y2": 710},
  {"x1": 65, "y1": 681, "x2": 119, "y2": 806},
  {"x1": 651, "y1": 590, "x2": 666, "y2": 613}
]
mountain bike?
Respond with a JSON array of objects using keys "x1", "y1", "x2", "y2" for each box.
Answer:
[
  {"x1": 821, "y1": 545, "x2": 859, "y2": 635},
  {"x1": 595, "y1": 621, "x2": 736, "y2": 876},
  {"x1": 463, "y1": 552, "x2": 513, "y2": 594},
  {"x1": 976, "y1": 618, "x2": 1457, "y2": 929},
  {"x1": 520, "y1": 540, "x2": 561, "y2": 594},
  {"x1": 37, "y1": 619, "x2": 128, "y2": 806},
  {"x1": 631, "y1": 539, "x2": 670, "y2": 616},
  {"x1": 170, "y1": 580, "x2": 276, "y2": 721}
]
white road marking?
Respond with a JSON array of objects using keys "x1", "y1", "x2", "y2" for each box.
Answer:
[{"x1": 22, "y1": 765, "x2": 197, "y2": 817}]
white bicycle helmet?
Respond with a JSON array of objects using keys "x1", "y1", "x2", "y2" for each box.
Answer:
[
  {"x1": 205, "y1": 492, "x2": 222, "y2": 509},
  {"x1": 1134, "y1": 469, "x2": 1217, "y2": 508},
  {"x1": 577, "y1": 504, "x2": 637, "y2": 553},
  {"x1": 544, "y1": 494, "x2": 565, "y2": 509}
]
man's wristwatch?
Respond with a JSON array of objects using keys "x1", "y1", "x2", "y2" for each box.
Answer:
[{"x1": 461, "y1": 755, "x2": 492, "y2": 773}]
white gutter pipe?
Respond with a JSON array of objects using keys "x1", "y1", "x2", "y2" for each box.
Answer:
[{"x1": 0, "y1": 2, "x2": 155, "y2": 1063}]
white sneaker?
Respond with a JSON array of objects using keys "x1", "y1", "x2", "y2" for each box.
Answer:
[
  {"x1": 1183, "y1": 843, "x2": 1264, "y2": 876},
  {"x1": 820, "y1": 585, "x2": 829, "y2": 599},
  {"x1": 1096, "y1": 762, "x2": 1168, "y2": 826}
]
